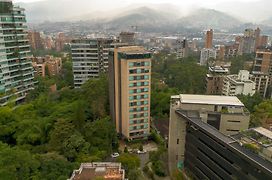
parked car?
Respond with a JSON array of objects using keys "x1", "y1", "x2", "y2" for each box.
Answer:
[
  {"x1": 111, "y1": 152, "x2": 120, "y2": 158},
  {"x1": 137, "y1": 149, "x2": 147, "y2": 154}
]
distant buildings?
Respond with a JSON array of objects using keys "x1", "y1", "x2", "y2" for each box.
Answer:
[
  {"x1": 205, "y1": 29, "x2": 213, "y2": 49},
  {"x1": 69, "y1": 162, "x2": 125, "y2": 180},
  {"x1": 32, "y1": 56, "x2": 62, "y2": 77},
  {"x1": 237, "y1": 28, "x2": 268, "y2": 55},
  {"x1": 28, "y1": 31, "x2": 43, "y2": 50},
  {"x1": 206, "y1": 66, "x2": 229, "y2": 95},
  {"x1": 0, "y1": 0, "x2": 35, "y2": 105},
  {"x1": 222, "y1": 70, "x2": 256, "y2": 96},
  {"x1": 200, "y1": 48, "x2": 216, "y2": 66},
  {"x1": 55, "y1": 32, "x2": 69, "y2": 52},
  {"x1": 71, "y1": 38, "x2": 115, "y2": 88},
  {"x1": 177, "y1": 39, "x2": 189, "y2": 58},
  {"x1": 252, "y1": 51, "x2": 272, "y2": 97},
  {"x1": 119, "y1": 32, "x2": 135, "y2": 45},
  {"x1": 109, "y1": 46, "x2": 151, "y2": 140},
  {"x1": 200, "y1": 29, "x2": 216, "y2": 65}
]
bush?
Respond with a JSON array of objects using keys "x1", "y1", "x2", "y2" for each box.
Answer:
[
  {"x1": 124, "y1": 146, "x2": 128, "y2": 153},
  {"x1": 143, "y1": 165, "x2": 154, "y2": 180},
  {"x1": 139, "y1": 144, "x2": 143, "y2": 151},
  {"x1": 152, "y1": 161, "x2": 166, "y2": 177}
]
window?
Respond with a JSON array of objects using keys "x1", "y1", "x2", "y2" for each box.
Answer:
[
  {"x1": 177, "y1": 139, "x2": 179, "y2": 144},
  {"x1": 129, "y1": 76, "x2": 134, "y2": 81},
  {"x1": 145, "y1": 62, "x2": 150, "y2": 66}
]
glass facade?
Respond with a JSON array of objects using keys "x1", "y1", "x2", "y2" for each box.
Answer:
[{"x1": 0, "y1": 3, "x2": 34, "y2": 104}]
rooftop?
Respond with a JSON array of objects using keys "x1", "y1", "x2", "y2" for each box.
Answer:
[
  {"x1": 175, "y1": 94, "x2": 244, "y2": 107},
  {"x1": 232, "y1": 127, "x2": 272, "y2": 163},
  {"x1": 254, "y1": 127, "x2": 272, "y2": 140},
  {"x1": 209, "y1": 66, "x2": 229, "y2": 73},
  {"x1": 69, "y1": 162, "x2": 125, "y2": 180},
  {"x1": 176, "y1": 110, "x2": 272, "y2": 174}
]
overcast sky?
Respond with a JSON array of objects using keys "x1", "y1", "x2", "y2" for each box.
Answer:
[
  {"x1": 13, "y1": 0, "x2": 269, "y2": 22},
  {"x1": 13, "y1": 0, "x2": 261, "y2": 7}
]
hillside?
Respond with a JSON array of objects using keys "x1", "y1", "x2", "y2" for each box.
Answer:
[{"x1": 178, "y1": 9, "x2": 242, "y2": 30}]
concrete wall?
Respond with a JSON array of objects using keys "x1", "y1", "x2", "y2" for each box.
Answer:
[{"x1": 168, "y1": 100, "x2": 187, "y2": 174}]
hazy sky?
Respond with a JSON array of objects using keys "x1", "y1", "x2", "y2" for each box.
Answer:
[
  {"x1": 14, "y1": 0, "x2": 260, "y2": 6},
  {"x1": 13, "y1": 0, "x2": 269, "y2": 22}
]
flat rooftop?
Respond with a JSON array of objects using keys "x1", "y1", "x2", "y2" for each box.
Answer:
[
  {"x1": 174, "y1": 94, "x2": 244, "y2": 107},
  {"x1": 69, "y1": 162, "x2": 125, "y2": 180},
  {"x1": 253, "y1": 127, "x2": 272, "y2": 140},
  {"x1": 117, "y1": 46, "x2": 149, "y2": 54}
]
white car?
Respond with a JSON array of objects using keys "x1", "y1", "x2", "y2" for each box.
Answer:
[
  {"x1": 137, "y1": 150, "x2": 147, "y2": 154},
  {"x1": 111, "y1": 153, "x2": 120, "y2": 158}
]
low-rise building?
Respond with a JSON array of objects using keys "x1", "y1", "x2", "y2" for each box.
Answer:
[
  {"x1": 69, "y1": 162, "x2": 125, "y2": 180},
  {"x1": 222, "y1": 70, "x2": 256, "y2": 96}
]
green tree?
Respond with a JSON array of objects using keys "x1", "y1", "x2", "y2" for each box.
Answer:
[
  {"x1": 117, "y1": 153, "x2": 140, "y2": 174},
  {"x1": 0, "y1": 142, "x2": 40, "y2": 179},
  {"x1": 35, "y1": 152, "x2": 75, "y2": 179}
]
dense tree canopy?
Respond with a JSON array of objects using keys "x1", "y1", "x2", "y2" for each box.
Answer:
[
  {"x1": 0, "y1": 75, "x2": 118, "y2": 179},
  {"x1": 151, "y1": 53, "x2": 207, "y2": 118}
]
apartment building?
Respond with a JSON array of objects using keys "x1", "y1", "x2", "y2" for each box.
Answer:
[
  {"x1": 168, "y1": 94, "x2": 254, "y2": 176},
  {"x1": 28, "y1": 31, "x2": 43, "y2": 50},
  {"x1": 252, "y1": 51, "x2": 272, "y2": 97},
  {"x1": 119, "y1": 32, "x2": 135, "y2": 44},
  {"x1": 0, "y1": 0, "x2": 34, "y2": 105},
  {"x1": 200, "y1": 48, "x2": 216, "y2": 66},
  {"x1": 222, "y1": 70, "x2": 256, "y2": 96},
  {"x1": 206, "y1": 66, "x2": 229, "y2": 95},
  {"x1": 71, "y1": 38, "x2": 115, "y2": 88},
  {"x1": 205, "y1": 29, "x2": 213, "y2": 49},
  {"x1": 109, "y1": 46, "x2": 151, "y2": 140},
  {"x1": 32, "y1": 56, "x2": 62, "y2": 77}
]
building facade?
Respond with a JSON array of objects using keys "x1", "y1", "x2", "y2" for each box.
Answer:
[
  {"x1": 32, "y1": 55, "x2": 62, "y2": 77},
  {"x1": 167, "y1": 95, "x2": 272, "y2": 178},
  {"x1": 222, "y1": 70, "x2": 256, "y2": 96},
  {"x1": 206, "y1": 66, "x2": 229, "y2": 95},
  {"x1": 71, "y1": 38, "x2": 115, "y2": 88},
  {"x1": 252, "y1": 51, "x2": 272, "y2": 97},
  {"x1": 109, "y1": 46, "x2": 151, "y2": 140},
  {"x1": 205, "y1": 29, "x2": 213, "y2": 49},
  {"x1": 171, "y1": 110, "x2": 272, "y2": 179},
  {"x1": 119, "y1": 32, "x2": 135, "y2": 45},
  {"x1": 168, "y1": 94, "x2": 250, "y2": 172},
  {"x1": 200, "y1": 48, "x2": 216, "y2": 66},
  {"x1": 0, "y1": 0, "x2": 34, "y2": 105},
  {"x1": 28, "y1": 31, "x2": 43, "y2": 50}
]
